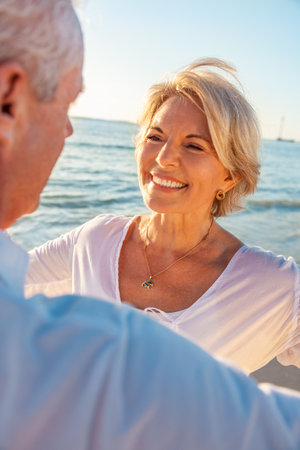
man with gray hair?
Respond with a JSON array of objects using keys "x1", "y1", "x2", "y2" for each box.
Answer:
[
  {"x1": 0, "y1": 0, "x2": 83, "y2": 228},
  {"x1": 0, "y1": 1, "x2": 300, "y2": 449}
]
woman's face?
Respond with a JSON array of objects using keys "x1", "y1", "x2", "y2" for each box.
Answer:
[{"x1": 137, "y1": 96, "x2": 234, "y2": 216}]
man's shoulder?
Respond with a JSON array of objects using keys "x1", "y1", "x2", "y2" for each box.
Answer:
[{"x1": 0, "y1": 230, "x2": 28, "y2": 296}]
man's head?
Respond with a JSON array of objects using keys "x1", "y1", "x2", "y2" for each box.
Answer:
[{"x1": 0, "y1": 0, "x2": 84, "y2": 229}]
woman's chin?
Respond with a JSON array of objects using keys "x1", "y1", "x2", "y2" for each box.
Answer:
[{"x1": 143, "y1": 199, "x2": 183, "y2": 214}]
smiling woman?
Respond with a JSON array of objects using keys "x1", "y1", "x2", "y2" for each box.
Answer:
[
  {"x1": 136, "y1": 96, "x2": 236, "y2": 217},
  {"x1": 26, "y1": 58, "x2": 300, "y2": 375}
]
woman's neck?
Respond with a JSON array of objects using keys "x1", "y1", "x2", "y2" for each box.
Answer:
[{"x1": 138, "y1": 212, "x2": 214, "y2": 254}]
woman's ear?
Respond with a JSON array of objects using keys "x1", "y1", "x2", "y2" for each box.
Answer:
[
  {"x1": 224, "y1": 172, "x2": 242, "y2": 193},
  {"x1": 0, "y1": 62, "x2": 27, "y2": 150}
]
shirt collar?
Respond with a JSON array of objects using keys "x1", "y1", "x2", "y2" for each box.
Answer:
[{"x1": 0, "y1": 230, "x2": 28, "y2": 297}]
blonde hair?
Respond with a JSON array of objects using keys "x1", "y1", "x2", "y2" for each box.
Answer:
[
  {"x1": 136, "y1": 58, "x2": 261, "y2": 217},
  {"x1": 0, "y1": 0, "x2": 83, "y2": 101}
]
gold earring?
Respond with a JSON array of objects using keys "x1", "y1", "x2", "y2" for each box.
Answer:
[{"x1": 216, "y1": 190, "x2": 225, "y2": 201}]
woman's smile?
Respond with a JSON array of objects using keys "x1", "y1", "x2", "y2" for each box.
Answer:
[{"x1": 151, "y1": 174, "x2": 188, "y2": 190}]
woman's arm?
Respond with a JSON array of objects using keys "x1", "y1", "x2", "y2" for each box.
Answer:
[
  {"x1": 276, "y1": 264, "x2": 300, "y2": 368},
  {"x1": 25, "y1": 226, "x2": 81, "y2": 297}
]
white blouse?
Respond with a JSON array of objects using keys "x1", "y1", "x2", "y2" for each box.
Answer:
[{"x1": 26, "y1": 214, "x2": 300, "y2": 374}]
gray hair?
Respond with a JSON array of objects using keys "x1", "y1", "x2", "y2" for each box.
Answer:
[{"x1": 0, "y1": 0, "x2": 83, "y2": 101}]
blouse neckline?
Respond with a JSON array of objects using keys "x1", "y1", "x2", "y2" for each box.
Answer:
[{"x1": 115, "y1": 215, "x2": 248, "y2": 322}]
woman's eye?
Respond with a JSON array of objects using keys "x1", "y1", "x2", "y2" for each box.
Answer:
[
  {"x1": 146, "y1": 135, "x2": 161, "y2": 142},
  {"x1": 187, "y1": 143, "x2": 204, "y2": 151}
]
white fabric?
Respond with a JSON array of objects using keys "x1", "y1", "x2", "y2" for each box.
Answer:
[
  {"x1": 26, "y1": 213, "x2": 300, "y2": 374},
  {"x1": 3, "y1": 229, "x2": 300, "y2": 448}
]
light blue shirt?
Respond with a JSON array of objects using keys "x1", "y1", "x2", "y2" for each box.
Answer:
[{"x1": 1, "y1": 231, "x2": 300, "y2": 449}]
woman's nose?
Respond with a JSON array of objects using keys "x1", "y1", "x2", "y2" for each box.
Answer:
[{"x1": 155, "y1": 140, "x2": 179, "y2": 167}]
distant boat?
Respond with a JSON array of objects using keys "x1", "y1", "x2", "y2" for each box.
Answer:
[{"x1": 276, "y1": 116, "x2": 295, "y2": 143}]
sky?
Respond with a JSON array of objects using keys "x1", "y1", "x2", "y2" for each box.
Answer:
[{"x1": 72, "y1": 0, "x2": 300, "y2": 141}]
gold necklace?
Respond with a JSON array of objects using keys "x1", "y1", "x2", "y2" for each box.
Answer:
[{"x1": 141, "y1": 217, "x2": 214, "y2": 288}]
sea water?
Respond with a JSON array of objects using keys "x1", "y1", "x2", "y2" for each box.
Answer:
[{"x1": 10, "y1": 117, "x2": 300, "y2": 263}]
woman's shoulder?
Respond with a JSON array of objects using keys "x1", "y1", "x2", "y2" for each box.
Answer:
[
  {"x1": 76, "y1": 214, "x2": 135, "y2": 245},
  {"x1": 235, "y1": 245, "x2": 299, "y2": 278},
  {"x1": 84, "y1": 213, "x2": 134, "y2": 231},
  {"x1": 239, "y1": 244, "x2": 296, "y2": 262}
]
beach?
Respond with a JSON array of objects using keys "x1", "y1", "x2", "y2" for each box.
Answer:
[{"x1": 10, "y1": 117, "x2": 300, "y2": 391}]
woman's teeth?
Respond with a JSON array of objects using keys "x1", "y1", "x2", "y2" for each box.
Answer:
[{"x1": 152, "y1": 175, "x2": 187, "y2": 189}]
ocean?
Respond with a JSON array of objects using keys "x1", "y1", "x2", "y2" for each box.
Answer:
[{"x1": 10, "y1": 117, "x2": 300, "y2": 263}]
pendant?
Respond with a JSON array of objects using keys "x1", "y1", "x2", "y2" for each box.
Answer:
[{"x1": 141, "y1": 277, "x2": 154, "y2": 288}]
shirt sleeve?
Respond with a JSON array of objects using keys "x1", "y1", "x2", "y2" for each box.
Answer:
[
  {"x1": 1, "y1": 292, "x2": 300, "y2": 449},
  {"x1": 277, "y1": 264, "x2": 300, "y2": 368},
  {"x1": 25, "y1": 224, "x2": 84, "y2": 297}
]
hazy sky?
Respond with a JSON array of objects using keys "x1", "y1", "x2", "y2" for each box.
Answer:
[{"x1": 72, "y1": 0, "x2": 300, "y2": 140}]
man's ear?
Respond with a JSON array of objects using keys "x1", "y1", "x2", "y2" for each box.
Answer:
[{"x1": 0, "y1": 62, "x2": 28, "y2": 150}]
